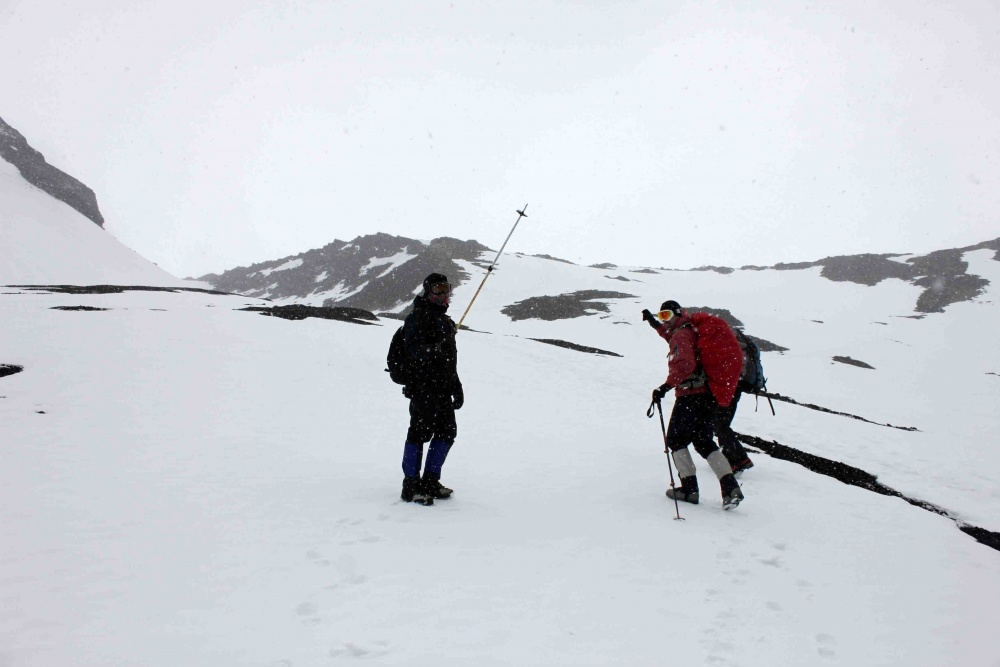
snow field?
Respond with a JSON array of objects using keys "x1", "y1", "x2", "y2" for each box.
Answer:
[{"x1": 2, "y1": 289, "x2": 999, "y2": 666}]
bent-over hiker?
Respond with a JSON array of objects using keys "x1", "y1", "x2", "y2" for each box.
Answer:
[{"x1": 643, "y1": 300, "x2": 745, "y2": 509}]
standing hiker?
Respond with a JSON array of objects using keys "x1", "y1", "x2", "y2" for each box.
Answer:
[
  {"x1": 396, "y1": 273, "x2": 464, "y2": 506},
  {"x1": 642, "y1": 300, "x2": 745, "y2": 509}
]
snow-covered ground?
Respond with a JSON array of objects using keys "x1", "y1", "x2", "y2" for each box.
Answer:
[
  {"x1": 0, "y1": 158, "x2": 183, "y2": 287},
  {"x1": 2, "y1": 162, "x2": 999, "y2": 664},
  {"x1": 2, "y1": 280, "x2": 999, "y2": 666}
]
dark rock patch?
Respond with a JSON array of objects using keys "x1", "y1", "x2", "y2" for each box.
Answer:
[
  {"x1": 9, "y1": 284, "x2": 232, "y2": 296},
  {"x1": 750, "y1": 337, "x2": 788, "y2": 353},
  {"x1": 0, "y1": 115, "x2": 105, "y2": 227},
  {"x1": 529, "y1": 338, "x2": 622, "y2": 357},
  {"x1": 631, "y1": 268, "x2": 659, "y2": 275},
  {"x1": 757, "y1": 237, "x2": 1000, "y2": 314},
  {"x1": 817, "y1": 254, "x2": 915, "y2": 286},
  {"x1": 589, "y1": 262, "x2": 618, "y2": 269},
  {"x1": 502, "y1": 290, "x2": 636, "y2": 321},
  {"x1": 737, "y1": 432, "x2": 1000, "y2": 553},
  {"x1": 605, "y1": 275, "x2": 631, "y2": 282},
  {"x1": 532, "y1": 254, "x2": 576, "y2": 265},
  {"x1": 240, "y1": 305, "x2": 378, "y2": 325},
  {"x1": 960, "y1": 525, "x2": 1000, "y2": 552},
  {"x1": 913, "y1": 273, "x2": 990, "y2": 313},
  {"x1": 833, "y1": 356, "x2": 875, "y2": 369},
  {"x1": 1, "y1": 364, "x2": 24, "y2": 379},
  {"x1": 760, "y1": 390, "x2": 917, "y2": 431},
  {"x1": 691, "y1": 265, "x2": 736, "y2": 275},
  {"x1": 50, "y1": 305, "x2": 109, "y2": 311},
  {"x1": 812, "y1": 320, "x2": 824, "y2": 324}
]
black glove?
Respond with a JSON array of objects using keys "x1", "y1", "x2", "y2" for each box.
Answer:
[
  {"x1": 642, "y1": 309, "x2": 660, "y2": 329},
  {"x1": 452, "y1": 383, "x2": 464, "y2": 410},
  {"x1": 652, "y1": 383, "x2": 672, "y2": 402},
  {"x1": 402, "y1": 386, "x2": 413, "y2": 399}
]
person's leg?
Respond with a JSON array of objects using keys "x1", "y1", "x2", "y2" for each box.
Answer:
[
  {"x1": 402, "y1": 394, "x2": 435, "y2": 504},
  {"x1": 423, "y1": 394, "x2": 458, "y2": 498},
  {"x1": 665, "y1": 396, "x2": 702, "y2": 503},
  {"x1": 687, "y1": 394, "x2": 745, "y2": 508},
  {"x1": 716, "y1": 391, "x2": 753, "y2": 472}
]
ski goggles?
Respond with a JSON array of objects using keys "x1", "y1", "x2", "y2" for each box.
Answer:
[
  {"x1": 657, "y1": 309, "x2": 677, "y2": 322},
  {"x1": 428, "y1": 282, "x2": 452, "y2": 295}
]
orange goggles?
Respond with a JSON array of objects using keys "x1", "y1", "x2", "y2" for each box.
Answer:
[
  {"x1": 429, "y1": 282, "x2": 452, "y2": 295},
  {"x1": 657, "y1": 309, "x2": 676, "y2": 322}
]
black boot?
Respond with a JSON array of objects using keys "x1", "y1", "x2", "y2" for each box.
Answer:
[
  {"x1": 731, "y1": 457, "x2": 754, "y2": 477},
  {"x1": 720, "y1": 474, "x2": 744, "y2": 510},
  {"x1": 401, "y1": 475, "x2": 433, "y2": 506},
  {"x1": 422, "y1": 474, "x2": 453, "y2": 499},
  {"x1": 666, "y1": 476, "x2": 700, "y2": 504}
]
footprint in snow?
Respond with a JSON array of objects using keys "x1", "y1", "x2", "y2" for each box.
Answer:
[
  {"x1": 306, "y1": 550, "x2": 331, "y2": 567},
  {"x1": 295, "y1": 602, "x2": 322, "y2": 626},
  {"x1": 329, "y1": 640, "x2": 390, "y2": 659},
  {"x1": 816, "y1": 633, "x2": 837, "y2": 658}
]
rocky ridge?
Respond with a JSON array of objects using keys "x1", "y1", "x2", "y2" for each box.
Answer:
[
  {"x1": 199, "y1": 233, "x2": 490, "y2": 314},
  {"x1": 0, "y1": 115, "x2": 105, "y2": 227},
  {"x1": 200, "y1": 231, "x2": 1000, "y2": 319}
]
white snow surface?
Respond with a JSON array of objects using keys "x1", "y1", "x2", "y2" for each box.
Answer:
[
  {"x1": 360, "y1": 251, "x2": 417, "y2": 278},
  {"x1": 0, "y1": 157, "x2": 183, "y2": 286},
  {"x1": 2, "y1": 212, "x2": 1000, "y2": 664},
  {"x1": 259, "y1": 258, "x2": 305, "y2": 276}
]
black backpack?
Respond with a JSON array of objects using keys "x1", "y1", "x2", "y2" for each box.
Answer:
[
  {"x1": 733, "y1": 327, "x2": 766, "y2": 393},
  {"x1": 386, "y1": 326, "x2": 409, "y2": 385}
]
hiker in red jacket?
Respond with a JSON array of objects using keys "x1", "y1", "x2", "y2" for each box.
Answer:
[{"x1": 643, "y1": 300, "x2": 744, "y2": 509}]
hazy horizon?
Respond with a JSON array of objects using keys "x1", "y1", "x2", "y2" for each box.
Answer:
[{"x1": 2, "y1": 0, "x2": 998, "y2": 278}]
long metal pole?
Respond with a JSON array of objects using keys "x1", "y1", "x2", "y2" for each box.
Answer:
[
  {"x1": 648, "y1": 398, "x2": 683, "y2": 520},
  {"x1": 455, "y1": 204, "x2": 528, "y2": 332}
]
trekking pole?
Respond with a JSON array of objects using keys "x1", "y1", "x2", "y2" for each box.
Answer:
[
  {"x1": 455, "y1": 204, "x2": 528, "y2": 332},
  {"x1": 647, "y1": 398, "x2": 684, "y2": 521},
  {"x1": 753, "y1": 390, "x2": 776, "y2": 416}
]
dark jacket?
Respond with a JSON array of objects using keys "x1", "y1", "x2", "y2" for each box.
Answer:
[{"x1": 403, "y1": 295, "x2": 461, "y2": 395}]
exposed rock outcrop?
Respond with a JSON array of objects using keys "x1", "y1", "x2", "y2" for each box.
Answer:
[
  {"x1": 501, "y1": 290, "x2": 636, "y2": 321},
  {"x1": 0, "y1": 115, "x2": 105, "y2": 227},
  {"x1": 200, "y1": 234, "x2": 490, "y2": 313}
]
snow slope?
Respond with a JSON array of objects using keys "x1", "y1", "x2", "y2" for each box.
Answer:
[
  {"x1": 2, "y1": 281, "x2": 999, "y2": 666},
  {"x1": 0, "y1": 157, "x2": 182, "y2": 286},
  {"x1": 444, "y1": 249, "x2": 1000, "y2": 531},
  {"x1": 2, "y1": 169, "x2": 999, "y2": 664}
]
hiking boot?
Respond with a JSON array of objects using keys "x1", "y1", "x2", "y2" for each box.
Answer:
[
  {"x1": 666, "y1": 476, "x2": 699, "y2": 504},
  {"x1": 401, "y1": 476, "x2": 433, "y2": 506},
  {"x1": 720, "y1": 474, "x2": 744, "y2": 510},
  {"x1": 723, "y1": 486, "x2": 744, "y2": 510},
  {"x1": 731, "y1": 458, "x2": 754, "y2": 477},
  {"x1": 422, "y1": 477, "x2": 453, "y2": 500}
]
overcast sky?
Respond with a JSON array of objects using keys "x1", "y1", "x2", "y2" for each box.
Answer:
[{"x1": 2, "y1": 1, "x2": 999, "y2": 278}]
